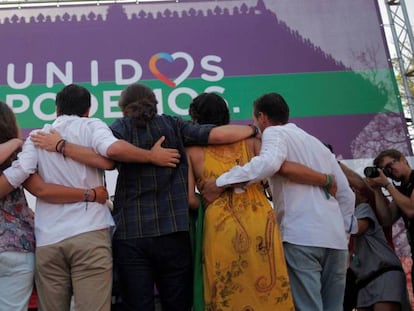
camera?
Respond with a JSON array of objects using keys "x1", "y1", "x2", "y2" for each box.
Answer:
[
  {"x1": 363, "y1": 166, "x2": 380, "y2": 178},
  {"x1": 364, "y1": 165, "x2": 393, "y2": 178}
]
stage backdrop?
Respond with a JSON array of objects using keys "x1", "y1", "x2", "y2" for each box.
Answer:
[{"x1": 0, "y1": 0, "x2": 411, "y2": 159}]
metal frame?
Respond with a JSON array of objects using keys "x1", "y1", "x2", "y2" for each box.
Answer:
[{"x1": 383, "y1": 0, "x2": 414, "y2": 138}]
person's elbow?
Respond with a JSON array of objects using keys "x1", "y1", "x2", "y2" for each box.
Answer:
[{"x1": 106, "y1": 142, "x2": 122, "y2": 161}]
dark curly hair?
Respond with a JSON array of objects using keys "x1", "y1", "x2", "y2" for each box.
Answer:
[
  {"x1": 189, "y1": 93, "x2": 230, "y2": 126},
  {"x1": 0, "y1": 101, "x2": 21, "y2": 171},
  {"x1": 118, "y1": 83, "x2": 157, "y2": 128}
]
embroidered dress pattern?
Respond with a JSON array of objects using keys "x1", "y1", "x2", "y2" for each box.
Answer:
[{"x1": 201, "y1": 140, "x2": 294, "y2": 311}]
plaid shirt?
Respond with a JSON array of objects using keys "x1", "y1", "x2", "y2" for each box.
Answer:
[{"x1": 110, "y1": 114, "x2": 213, "y2": 239}]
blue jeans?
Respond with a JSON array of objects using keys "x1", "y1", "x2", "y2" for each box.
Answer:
[
  {"x1": 113, "y1": 231, "x2": 193, "y2": 311},
  {"x1": 283, "y1": 242, "x2": 347, "y2": 311},
  {"x1": 0, "y1": 251, "x2": 34, "y2": 311}
]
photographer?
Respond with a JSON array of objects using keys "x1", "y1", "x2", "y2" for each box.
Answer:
[{"x1": 366, "y1": 149, "x2": 414, "y2": 293}]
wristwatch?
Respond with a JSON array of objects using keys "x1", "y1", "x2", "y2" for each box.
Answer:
[{"x1": 249, "y1": 124, "x2": 259, "y2": 137}]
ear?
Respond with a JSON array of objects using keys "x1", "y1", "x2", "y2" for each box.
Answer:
[
  {"x1": 258, "y1": 112, "x2": 270, "y2": 125},
  {"x1": 82, "y1": 108, "x2": 90, "y2": 117}
]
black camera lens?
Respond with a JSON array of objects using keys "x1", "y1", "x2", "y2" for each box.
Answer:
[{"x1": 363, "y1": 166, "x2": 379, "y2": 178}]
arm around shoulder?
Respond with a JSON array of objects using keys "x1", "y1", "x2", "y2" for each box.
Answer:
[
  {"x1": 107, "y1": 136, "x2": 180, "y2": 167},
  {"x1": 31, "y1": 129, "x2": 115, "y2": 170},
  {"x1": 208, "y1": 125, "x2": 257, "y2": 144}
]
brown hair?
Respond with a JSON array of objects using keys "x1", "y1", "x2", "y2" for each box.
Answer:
[
  {"x1": 373, "y1": 149, "x2": 404, "y2": 167},
  {"x1": 0, "y1": 101, "x2": 21, "y2": 171},
  {"x1": 118, "y1": 83, "x2": 157, "y2": 128}
]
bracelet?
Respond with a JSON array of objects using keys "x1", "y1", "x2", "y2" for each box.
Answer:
[
  {"x1": 91, "y1": 188, "x2": 97, "y2": 202},
  {"x1": 248, "y1": 124, "x2": 259, "y2": 138},
  {"x1": 84, "y1": 189, "x2": 91, "y2": 210},
  {"x1": 324, "y1": 174, "x2": 333, "y2": 188},
  {"x1": 60, "y1": 140, "x2": 66, "y2": 156},
  {"x1": 322, "y1": 174, "x2": 333, "y2": 200},
  {"x1": 56, "y1": 139, "x2": 66, "y2": 157},
  {"x1": 55, "y1": 139, "x2": 65, "y2": 153}
]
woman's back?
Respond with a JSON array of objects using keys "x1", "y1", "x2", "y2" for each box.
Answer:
[{"x1": 189, "y1": 139, "x2": 294, "y2": 310}]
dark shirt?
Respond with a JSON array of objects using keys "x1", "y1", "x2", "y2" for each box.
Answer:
[
  {"x1": 110, "y1": 114, "x2": 213, "y2": 239},
  {"x1": 396, "y1": 170, "x2": 414, "y2": 253}
]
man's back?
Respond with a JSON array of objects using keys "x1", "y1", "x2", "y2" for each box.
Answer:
[
  {"x1": 5, "y1": 115, "x2": 116, "y2": 247},
  {"x1": 217, "y1": 91, "x2": 356, "y2": 311},
  {"x1": 267, "y1": 123, "x2": 355, "y2": 250},
  {"x1": 110, "y1": 114, "x2": 212, "y2": 239}
]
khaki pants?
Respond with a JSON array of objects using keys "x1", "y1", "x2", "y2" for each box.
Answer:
[{"x1": 35, "y1": 229, "x2": 112, "y2": 311}]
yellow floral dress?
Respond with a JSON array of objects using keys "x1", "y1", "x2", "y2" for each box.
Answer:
[{"x1": 201, "y1": 140, "x2": 294, "y2": 311}]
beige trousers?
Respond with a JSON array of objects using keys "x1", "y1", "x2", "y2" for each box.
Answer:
[{"x1": 35, "y1": 229, "x2": 112, "y2": 311}]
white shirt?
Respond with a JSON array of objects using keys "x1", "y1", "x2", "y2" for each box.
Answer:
[
  {"x1": 216, "y1": 123, "x2": 356, "y2": 250},
  {"x1": 4, "y1": 115, "x2": 117, "y2": 246}
]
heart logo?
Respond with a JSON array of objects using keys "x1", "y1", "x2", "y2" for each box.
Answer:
[{"x1": 149, "y1": 52, "x2": 194, "y2": 87}]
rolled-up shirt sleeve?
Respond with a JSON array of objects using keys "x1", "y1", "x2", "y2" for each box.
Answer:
[
  {"x1": 216, "y1": 127, "x2": 286, "y2": 187},
  {"x1": 89, "y1": 118, "x2": 119, "y2": 157},
  {"x1": 3, "y1": 136, "x2": 38, "y2": 188}
]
